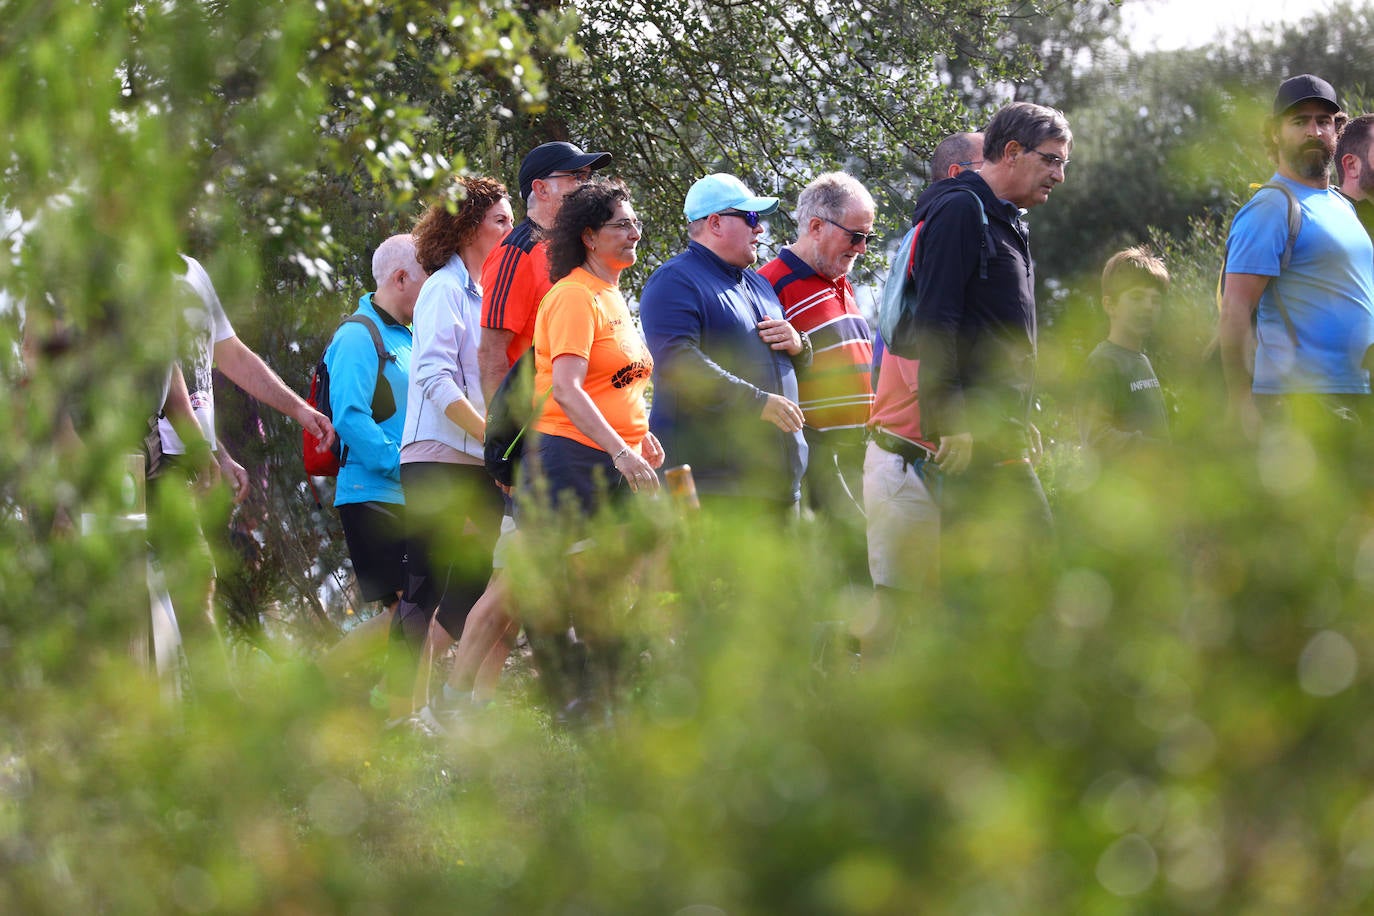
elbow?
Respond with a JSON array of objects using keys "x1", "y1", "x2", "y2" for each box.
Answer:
[{"x1": 550, "y1": 379, "x2": 582, "y2": 408}]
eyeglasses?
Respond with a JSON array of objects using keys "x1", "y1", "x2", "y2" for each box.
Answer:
[
  {"x1": 719, "y1": 210, "x2": 763, "y2": 228},
  {"x1": 545, "y1": 168, "x2": 594, "y2": 183},
  {"x1": 603, "y1": 218, "x2": 644, "y2": 233},
  {"x1": 821, "y1": 217, "x2": 879, "y2": 247},
  {"x1": 956, "y1": 159, "x2": 985, "y2": 169},
  {"x1": 1023, "y1": 147, "x2": 1070, "y2": 169}
]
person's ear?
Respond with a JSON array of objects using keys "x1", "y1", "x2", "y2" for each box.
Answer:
[{"x1": 1342, "y1": 152, "x2": 1361, "y2": 182}]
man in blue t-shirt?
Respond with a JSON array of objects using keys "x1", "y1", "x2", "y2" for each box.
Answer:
[{"x1": 1220, "y1": 74, "x2": 1374, "y2": 435}]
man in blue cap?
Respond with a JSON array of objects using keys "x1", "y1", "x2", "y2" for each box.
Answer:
[{"x1": 640, "y1": 173, "x2": 812, "y2": 516}]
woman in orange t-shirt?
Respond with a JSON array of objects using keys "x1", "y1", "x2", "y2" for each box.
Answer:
[{"x1": 526, "y1": 179, "x2": 664, "y2": 516}]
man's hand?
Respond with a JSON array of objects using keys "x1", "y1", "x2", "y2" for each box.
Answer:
[
  {"x1": 760, "y1": 393, "x2": 804, "y2": 433},
  {"x1": 935, "y1": 432, "x2": 973, "y2": 474},
  {"x1": 756, "y1": 318, "x2": 803, "y2": 356},
  {"x1": 217, "y1": 450, "x2": 251, "y2": 504},
  {"x1": 297, "y1": 405, "x2": 336, "y2": 453}
]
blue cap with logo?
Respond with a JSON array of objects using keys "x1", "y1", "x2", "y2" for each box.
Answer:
[{"x1": 683, "y1": 173, "x2": 780, "y2": 221}]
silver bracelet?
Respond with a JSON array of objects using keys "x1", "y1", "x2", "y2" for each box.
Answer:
[{"x1": 612, "y1": 446, "x2": 631, "y2": 464}]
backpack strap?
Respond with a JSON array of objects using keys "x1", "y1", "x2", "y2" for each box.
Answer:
[
  {"x1": 903, "y1": 187, "x2": 992, "y2": 283},
  {"x1": 339, "y1": 314, "x2": 398, "y2": 420},
  {"x1": 1259, "y1": 182, "x2": 1302, "y2": 271},
  {"x1": 329, "y1": 313, "x2": 398, "y2": 470},
  {"x1": 954, "y1": 187, "x2": 992, "y2": 280},
  {"x1": 1254, "y1": 183, "x2": 1302, "y2": 348}
]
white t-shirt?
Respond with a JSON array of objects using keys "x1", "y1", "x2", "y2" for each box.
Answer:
[{"x1": 158, "y1": 255, "x2": 236, "y2": 454}]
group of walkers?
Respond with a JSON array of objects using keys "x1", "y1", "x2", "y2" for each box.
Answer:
[{"x1": 138, "y1": 70, "x2": 1374, "y2": 725}]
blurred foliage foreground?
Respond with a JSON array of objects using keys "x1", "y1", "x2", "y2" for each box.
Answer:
[
  {"x1": 7, "y1": 398, "x2": 1374, "y2": 915},
  {"x1": 8, "y1": 0, "x2": 1374, "y2": 911}
]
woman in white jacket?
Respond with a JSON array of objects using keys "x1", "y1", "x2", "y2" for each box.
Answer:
[{"x1": 391, "y1": 177, "x2": 514, "y2": 712}]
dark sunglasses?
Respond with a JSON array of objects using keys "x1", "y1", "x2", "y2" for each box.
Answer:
[
  {"x1": 821, "y1": 217, "x2": 879, "y2": 247},
  {"x1": 719, "y1": 210, "x2": 763, "y2": 228}
]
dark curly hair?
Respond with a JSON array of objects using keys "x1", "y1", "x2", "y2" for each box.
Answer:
[
  {"x1": 412, "y1": 176, "x2": 509, "y2": 275},
  {"x1": 546, "y1": 178, "x2": 632, "y2": 283}
]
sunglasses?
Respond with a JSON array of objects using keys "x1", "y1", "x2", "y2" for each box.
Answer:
[
  {"x1": 719, "y1": 210, "x2": 763, "y2": 228},
  {"x1": 821, "y1": 217, "x2": 879, "y2": 247}
]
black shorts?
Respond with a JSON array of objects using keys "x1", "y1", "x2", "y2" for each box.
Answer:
[
  {"x1": 337, "y1": 500, "x2": 407, "y2": 604},
  {"x1": 400, "y1": 462, "x2": 505, "y2": 638}
]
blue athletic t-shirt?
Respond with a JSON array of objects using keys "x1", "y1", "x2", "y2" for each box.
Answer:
[{"x1": 1226, "y1": 174, "x2": 1374, "y2": 394}]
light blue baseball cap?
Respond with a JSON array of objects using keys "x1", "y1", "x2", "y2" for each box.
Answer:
[{"x1": 683, "y1": 173, "x2": 780, "y2": 221}]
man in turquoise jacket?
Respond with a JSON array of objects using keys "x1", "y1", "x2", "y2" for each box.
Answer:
[{"x1": 324, "y1": 234, "x2": 422, "y2": 612}]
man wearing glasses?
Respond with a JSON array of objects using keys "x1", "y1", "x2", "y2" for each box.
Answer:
[
  {"x1": 861, "y1": 133, "x2": 983, "y2": 634},
  {"x1": 478, "y1": 140, "x2": 611, "y2": 400},
  {"x1": 758, "y1": 172, "x2": 876, "y2": 556},
  {"x1": 640, "y1": 172, "x2": 812, "y2": 517},
  {"x1": 930, "y1": 131, "x2": 985, "y2": 180},
  {"x1": 908, "y1": 102, "x2": 1071, "y2": 584}
]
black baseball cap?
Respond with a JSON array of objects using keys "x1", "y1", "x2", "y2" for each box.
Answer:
[
  {"x1": 517, "y1": 141, "x2": 612, "y2": 200},
  {"x1": 1272, "y1": 74, "x2": 1340, "y2": 116}
]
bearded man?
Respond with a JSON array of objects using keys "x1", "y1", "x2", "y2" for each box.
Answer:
[
  {"x1": 1336, "y1": 112, "x2": 1374, "y2": 238},
  {"x1": 1220, "y1": 74, "x2": 1374, "y2": 434}
]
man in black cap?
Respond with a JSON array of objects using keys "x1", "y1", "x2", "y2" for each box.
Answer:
[
  {"x1": 415, "y1": 141, "x2": 608, "y2": 726},
  {"x1": 477, "y1": 140, "x2": 611, "y2": 400},
  {"x1": 1219, "y1": 74, "x2": 1374, "y2": 436}
]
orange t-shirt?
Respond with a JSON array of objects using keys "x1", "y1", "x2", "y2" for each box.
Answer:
[{"x1": 532, "y1": 267, "x2": 654, "y2": 451}]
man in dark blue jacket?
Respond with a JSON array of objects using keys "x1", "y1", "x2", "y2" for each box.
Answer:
[
  {"x1": 640, "y1": 173, "x2": 812, "y2": 515},
  {"x1": 910, "y1": 102, "x2": 1072, "y2": 550}
]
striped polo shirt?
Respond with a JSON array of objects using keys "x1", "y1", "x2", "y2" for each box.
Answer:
[{"x1": 758, "y1": 247, "x2": 874, "y2": 432}]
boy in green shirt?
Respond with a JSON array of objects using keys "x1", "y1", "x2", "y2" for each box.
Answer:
[{"x1": 1079, "y1": 246, "x2": 1171, "y2": 454}]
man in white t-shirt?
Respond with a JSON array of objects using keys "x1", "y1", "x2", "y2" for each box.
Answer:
[{"x1": 149, "y1": 255, "x2": 335, "y2": 687}]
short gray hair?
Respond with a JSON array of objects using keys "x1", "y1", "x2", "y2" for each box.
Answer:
[
  {"x1": 932, "y1": 132, "x2": 982, "y2": 179},
  {"x1": 371, "y1": 233, "x2": 420, "y2": 287},
  {"x1": 984, "y1": 102, "x2": 1072, "y2": 163},
  {"x1": 796, "y1": 172, "x2": 875, "y2": 226}
]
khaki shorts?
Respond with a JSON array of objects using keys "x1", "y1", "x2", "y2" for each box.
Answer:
[{"x1": 863, "y1": 441, "x2": 940, "y2": 592}]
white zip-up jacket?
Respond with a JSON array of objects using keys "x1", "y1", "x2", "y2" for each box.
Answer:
[{"x1": 401, "y1": 254, "x2": 486, "y2": 464}]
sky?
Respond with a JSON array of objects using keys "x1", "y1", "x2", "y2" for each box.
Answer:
[{"x1": 1122, "y1": 0, "x2": 1305, "y2": 51}]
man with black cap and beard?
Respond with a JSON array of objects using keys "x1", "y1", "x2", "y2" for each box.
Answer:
[{"x1": 1220, "y1": 74, "x2": 1374, "y2": 436}]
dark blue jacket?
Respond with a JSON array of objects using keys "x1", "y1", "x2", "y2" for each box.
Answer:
[
  {"x1": 640, "y1": 241, "x2": 807, "y2": 504},
  {"x1": 911, "y1": 170, "x2": 1037, "y2": 454}
]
